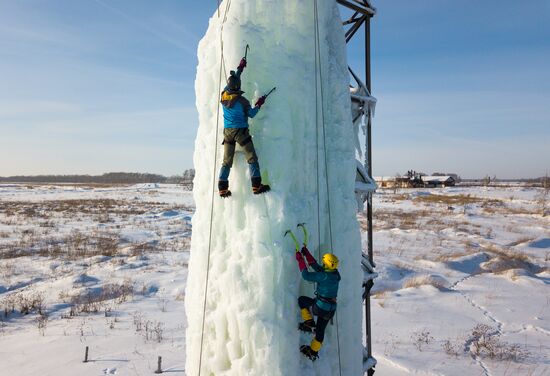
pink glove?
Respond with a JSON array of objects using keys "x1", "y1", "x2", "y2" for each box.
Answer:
[
  {"x1": 238, "y1": 58, "x2": 247, "y2": 71},
  {"x1": 295, "y1": 252, "x2": 306, "y2": 272},
  {"x1": 301, "y1": 246, "x2": 316, "y2": 265},
  {"x1": 255, "y1": 96, "x2": 266, "y2": 108}
]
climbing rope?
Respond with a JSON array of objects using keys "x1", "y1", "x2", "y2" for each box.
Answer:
[
  {"x1": 197, "y1": 1, "x2": 232, "y2": 374},
  {"x1": 313, "y1": 0, "x2": 321, "y2": 260},
  {"x1": 314, "y1": 0, "x2": 334, "y2": 253},
  {"x1": 313, "y1": 1, "x2": 342, "y2": 375}
]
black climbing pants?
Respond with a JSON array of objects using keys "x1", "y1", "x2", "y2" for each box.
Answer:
[{"x1": 298, "y1": 296, "x2": 335, "y2": 343}]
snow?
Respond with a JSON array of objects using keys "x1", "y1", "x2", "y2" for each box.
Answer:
[
  {"x1": 369, "y1": 186, "x2": 550, "y2": 375},
  {"x1": 0, "y1": 184, "x2": 192, "y2": 376},
  {"x1": 0, "y1": 184, "x2": 548, "y2": 375},
  {"x1": 186, "y1": 1, "x2": 363, "y2": 375}
]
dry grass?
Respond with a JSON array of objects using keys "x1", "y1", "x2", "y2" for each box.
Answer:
[
  {"x1": 371, "y1": 209, "x2": 433, "y2": 231},
  {"x1": 372, "y1": 290, "x2": 390, "y2": 308},
  {"x1": 382, "y1": 193, "x2": 410, "y2": 202},
  {"x1": 414, "y1": 194, "x2": 500, "y2": 206},
  {"x1": 433, "y1": 249, "x2": 476, "y2": 263},
  {"x1": 403, "y1": 274, "x2": 446, "y2": 289},
  {"x1": 451, "y1": 222, "x2": 484, "y2": 237},
  {"x1": 0, "y1": 199, "x2": 150, "y2": 217},
  {"x1": 0, "y1": 229, "x2": 121, "y2": 260},
  {"x1": 468, "y1": 324, "x2": 529, "y2": 361},
  {"x1": 2, "y1": 291, "x2": 46, "y2": 318},
  {"x1": 132, "y1": 312, "x2": 164, "y2": 343},
  {"x1": 480, "y1": 244, "x2": 544, "y2": 275},
  {"x1": 507, "y1": 237, "x2": 536, "y2": 247},
  {"x1": 0, "y1": 261, "x2": 17, "y2": 280},
  {"x1": 411, "y1": 330, "x2": 434, "y2": 352},
  {"x1": 483, "y1": 205, "x2": 537, "y2": 216},
  {"x1": 68, "y1": 279, "x2": 134, "y2": 316},
  {"x1": 372, "y1": 290, "x2": 391, "y2": 299}
]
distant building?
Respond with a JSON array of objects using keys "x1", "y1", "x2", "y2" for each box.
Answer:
[
  {"x1": 421, "y1": 176, "x2": 456, "y2": 187},
  {"x1": 432, "y1": 172, "x2": 461, "y2": 183},
  {"x1": 374, "y1": 176, "x2": 411, "y2": 188},
  {"x1": 375, "y1": 173, "x2": 456, "y2": 188}
]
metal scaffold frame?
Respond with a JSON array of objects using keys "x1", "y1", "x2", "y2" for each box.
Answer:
[{"x1": 336, "y1": 1, "x2": 377, "y2": 374}]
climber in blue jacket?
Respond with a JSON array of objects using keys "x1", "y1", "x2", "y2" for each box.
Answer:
[{"x1": 218, "y1": 54, "x2": 271, "y2": 198}]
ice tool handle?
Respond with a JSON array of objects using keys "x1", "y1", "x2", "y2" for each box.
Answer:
[
  {"x1": 284, "y1": 230, "x2": 300, "y2": 252},
  {"x1": 237, "y1": 45, "x2": 250, "y2": 72},
  {"x1": 284, "y1": 223, "x2": 309, "y2": 252},
  {"x1": 264, "y1": 87, "x2": 277, "y2": 98},
  {"x1": 297, "y1": 223, "x2": 309, "y2": 247},
  {"x1": 255, "y1": 87, "x2": 276, "y2": 108}
]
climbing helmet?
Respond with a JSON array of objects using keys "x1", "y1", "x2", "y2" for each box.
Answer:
[{"x1": 322, "y1": 253, "x2": 339, "y2": 271}]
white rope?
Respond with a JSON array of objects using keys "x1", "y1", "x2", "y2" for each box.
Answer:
[
  {"x1": 197, "y1": 2, "x2": 232, "y2": 374},
  {"x1": 313, "y1": 1, "x2": 342, "y2": 374}
]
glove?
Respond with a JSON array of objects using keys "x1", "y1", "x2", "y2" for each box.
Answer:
[
  {"x1": 301, "y1": 246, "x2": 316, "y2": 265},
  {"x1": 295, "y1": 252, "x2": 306, "y2": 272},
  {"x1": 238, "y1": 58, "x2": 247, "y2": 71},
  {"x1": 255, "y1": 95, "x2": 266, "y2": 108}
]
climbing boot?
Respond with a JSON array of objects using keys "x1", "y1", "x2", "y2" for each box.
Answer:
[
  {"x1": 298, "y1": 319, "x2": 316, "y2": 333},
  {"x1": 300, "y1": 345, "x2": 319, "y2": 361},
  {"x1": 301, "y1": 338, "x2": 322, "y2": 360},
  {"x1": 218, "y1": 180, "x2": 232, "y2": 198},
  {"x1": 251, "y1": 177, "x2": 270, "y2": 195}
]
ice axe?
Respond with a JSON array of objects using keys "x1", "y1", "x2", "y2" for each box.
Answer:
[
  {"x1": 297, "y1": 223, "x2": 308, "y2": 247},
  {"x1": 237, "y1": 44, "x2": 250, "y2": 72},
  {"x1": 255, "y1": 87, "x2": 276, "y2": 108},
  {"x1": 284, "y1": 229, "x2": 300, "y2": 252},
  {"x1": 264, "y1": 87, "x2": 276, "y2": 98}
]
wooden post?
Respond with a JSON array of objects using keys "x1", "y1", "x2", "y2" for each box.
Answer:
[
  {"x1": 83, "y1": 346, "x2": 89, "y2": 363},
  {"x1": 154, "y1": 356, "x2": 162, "y2": 374}
]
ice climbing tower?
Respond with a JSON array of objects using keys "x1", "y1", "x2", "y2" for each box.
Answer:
[{"x1": 185, "y1": 1, "x2": 377, "y2": 375}]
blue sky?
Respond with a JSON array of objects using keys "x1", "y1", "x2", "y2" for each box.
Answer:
[{"x1": 0, "y1": 1, "x2": 548, "y2": 178}]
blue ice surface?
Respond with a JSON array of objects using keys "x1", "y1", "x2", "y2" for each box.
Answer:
[
  {"x1": 162, "y1": 210, "x2": 180, "y2": 217},
  {"x1": 530, "y1": 238, "x2": 550, "y2": 249}
]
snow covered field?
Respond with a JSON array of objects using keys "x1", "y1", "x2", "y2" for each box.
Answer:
[
  {"x1": 368, "y1": 185, "x2": 550, "y2": 376},
  {"x1": 0, "y1": 183, "x2": 548, "y2": 375},
  {"x1": 0, "y1": 184, "x2": 192, "y2": 376}
]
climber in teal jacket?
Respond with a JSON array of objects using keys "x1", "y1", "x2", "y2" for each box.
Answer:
[
  {"x1": 218, "y1": 55, "x2": 270, "y2": 198},
  {"x1": 295, "y1": 246, "x2": 341, "y2": 361}
]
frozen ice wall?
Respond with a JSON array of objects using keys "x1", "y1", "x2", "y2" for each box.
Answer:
[{"x1": 185, "y1": 1, "x2": 363, "y2": 374}]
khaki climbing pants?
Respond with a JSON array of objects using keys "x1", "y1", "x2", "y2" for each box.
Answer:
[{"x1": 222, "y1": 128, "x2": 258, "y2": 167}]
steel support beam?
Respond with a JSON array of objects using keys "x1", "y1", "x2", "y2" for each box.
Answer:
[
  {"x1": 338, "y1": 1, "x2": 376, "y2": 374},
  {"x1": 345, "y1": 15, "x2": 367, "y2": 43},
  {"x1": 336, "y1": 0, "x2": 376, "y2": 16}
]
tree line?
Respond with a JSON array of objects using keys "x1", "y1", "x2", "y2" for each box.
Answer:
[{"x1": 0, "y1": 170, "x2": 195, "y2": 184}]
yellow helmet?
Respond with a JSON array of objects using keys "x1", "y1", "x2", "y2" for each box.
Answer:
[{"x1": 322, "y1": 253, "x2": 339, "y2": 271}]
